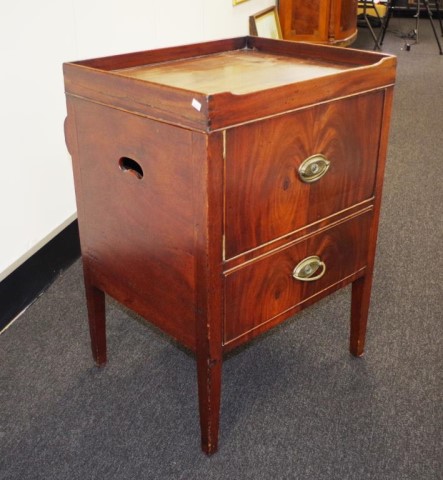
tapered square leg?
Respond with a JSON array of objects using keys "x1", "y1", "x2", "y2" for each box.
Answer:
[
  {"x1": 84, "y1": 280, "x2": 107, "y2": 366},
  {"x1": 350, "y1": 275, "x2": 373, "y2": 357},
  {"x1": 196, "y1": 353, "x2": 222, "y2": 455}
]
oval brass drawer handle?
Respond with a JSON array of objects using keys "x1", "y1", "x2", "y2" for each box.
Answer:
[
  {"x1": 292, "y1": 255, "x2": 326, "y2": 282},
  {"x1": 298, "y1": 154, "x2": 330, "y2": 183}
]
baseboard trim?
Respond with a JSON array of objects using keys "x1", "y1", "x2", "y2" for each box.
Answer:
[{"x1": 0, "y1": 220, "x2": 81, "y2": 332}]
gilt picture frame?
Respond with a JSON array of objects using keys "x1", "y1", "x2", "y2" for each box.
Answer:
[{"x1": 249, "y1": 6, "x2": 283, "y2": 40}]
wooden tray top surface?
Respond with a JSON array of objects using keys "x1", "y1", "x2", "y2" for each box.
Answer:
[
  {"x1": 64, "y1": 37, "x2": 396, "y2": 131},
  {"x1": 116, "y1": 50, "x2": 349, "y2": 95}
]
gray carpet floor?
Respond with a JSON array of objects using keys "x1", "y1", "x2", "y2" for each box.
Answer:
[{"x1": 1, "y1": 17, "x2": 442, "y2": 480}]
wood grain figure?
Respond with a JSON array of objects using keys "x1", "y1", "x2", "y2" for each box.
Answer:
[{"x1": 63, "y1": 36, "x2": 396, "y2": 454}]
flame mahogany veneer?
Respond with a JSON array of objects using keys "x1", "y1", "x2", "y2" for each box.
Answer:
[
  {"x1": 63, "y1": 36, "x2": 396, "y2": 454},
  {"x1": 279, "y1": 0, "x2": 359, "y2": 46}
]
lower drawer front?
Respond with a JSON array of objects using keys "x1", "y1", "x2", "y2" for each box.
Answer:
[{"x1": 224, "y1": 211, "x2": 371, "y2": 345}]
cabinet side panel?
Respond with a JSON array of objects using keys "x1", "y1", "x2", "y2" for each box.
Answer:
[
  {"x1": 68, "y1": 97, "x2": 197, "y2": 349},
  {"x1": 279, "y1": 0, "x2": 330, "y2": 42},
  {"x1": 337, "y1": 0, "x2": 358, "y2": 38}
]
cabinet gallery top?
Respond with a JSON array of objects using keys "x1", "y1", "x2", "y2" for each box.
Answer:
[{"x1": 63, "y1": 36, "x2": 396, "y2": 132}]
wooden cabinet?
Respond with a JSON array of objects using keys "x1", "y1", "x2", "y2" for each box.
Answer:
[
  {"x1": 279, "y1": 0, "x2": 359, "y2": 45},
  {"x1": 63, "y1": 37, "x2": 396, "y2": 454}
]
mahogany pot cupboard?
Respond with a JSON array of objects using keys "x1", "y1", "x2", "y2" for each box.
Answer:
[
  {"x1": 63, "y1": 36, "x2": 396, "y2": 454},
  {"x1": 278, "y1": 0, "x2": 359, "y2": 45}
]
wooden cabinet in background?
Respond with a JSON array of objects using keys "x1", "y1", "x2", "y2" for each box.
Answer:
[
  {"x1": 279, "y1": 0, "x2": 358, "y2": 45},
  {"x1": 63, "y1": 37, "x2": 396, "y2": 455}
]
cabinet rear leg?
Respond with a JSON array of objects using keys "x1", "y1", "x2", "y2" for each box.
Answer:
[
  {"x1": 350, "y1": 275, "x2": 373, "y2": 357},
  {"x1": 84, "y1": 281, "x2": 107, "y2": 366},
  {"x1": 196, "y1": 354, "x2": 222, "y2": 455}
]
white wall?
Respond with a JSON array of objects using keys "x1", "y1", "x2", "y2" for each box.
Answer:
[{"x1": 0, "y1": 0, "x2": 275, "y2": 281}]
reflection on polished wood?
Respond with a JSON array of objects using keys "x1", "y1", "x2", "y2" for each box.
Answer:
[{"x1": 118, "y1": 50, "x2": 348, "y2": 95}]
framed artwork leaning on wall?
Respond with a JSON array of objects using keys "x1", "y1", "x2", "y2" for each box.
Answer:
[{"x1": 249, "y1": 6, "x2": 283, "y2": 39}]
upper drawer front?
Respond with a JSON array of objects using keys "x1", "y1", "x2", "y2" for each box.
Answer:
[
  {"x1": 224, "y1": 211, "x2": 371, "y2": 345},
  {"x1": 225, "y1": 90, "x2": 384, "y2": 258}
]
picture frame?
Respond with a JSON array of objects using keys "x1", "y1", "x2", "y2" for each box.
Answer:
[
  {"x1": 233, "y1": 0, "x2": 250, "y2": 5},
  {"x1": 249, "y1": 6, "x2": 283, "y2": 40}
]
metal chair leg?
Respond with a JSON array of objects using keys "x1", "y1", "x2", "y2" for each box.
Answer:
[
  {"x1": 379, "y1": 0, "x2": 396, "y2": 46},
  {"x1": 434, "y1": 0, "x2": 443, "y2": 36},
  {"x1": 423, "y1": 0, "x2": 443, "y2": 54},
  {"x1": 360, "y1": 0, "x2": 382, "y2": 50}
]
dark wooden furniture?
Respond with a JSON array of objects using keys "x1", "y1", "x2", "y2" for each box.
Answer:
[
  {"x1": 63, "y1": 37, "x2": 396, "y2": 454},
  {"x1": 278, "y1": 0, "x2": 359, "y2": 45}
]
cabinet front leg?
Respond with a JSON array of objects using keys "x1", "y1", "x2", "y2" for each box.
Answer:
[
  {"x1": 350, "y1": 275, "x2": 373, "y2": 357},
  {"x1": 196, "y1": 352, "x2": 222, "y2": 455},
  {"x1": 84, "y1": 281, "x2": 107, "y2": 366}
]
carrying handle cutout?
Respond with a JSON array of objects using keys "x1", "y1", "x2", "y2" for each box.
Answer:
[{"x1": 119, "y1": 157, "x2": 144, "y2": 179}]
